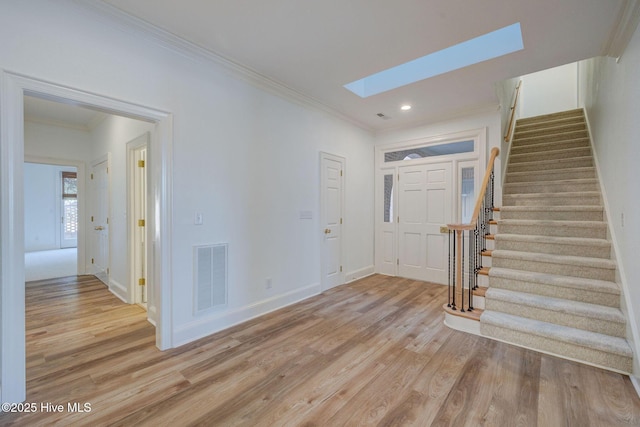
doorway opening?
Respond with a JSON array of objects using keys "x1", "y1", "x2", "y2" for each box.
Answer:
[{"x1": 0, "y1": 71, "x2": 173, "y2": 403}]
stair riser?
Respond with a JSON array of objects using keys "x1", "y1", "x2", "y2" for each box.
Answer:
[
  {"x1": 514, "y1": 124, "x2": 587, "y2": 140},
  {"x1": 511, "y1": 139, "x2": 589, "y2": 155},
  {"x1": 480, "y1": 323, "x2": 633, "y2": 373},
  {"x1": 503, "y1": 195, "x2": 601, "y2": 206},
  {"x1": 516, "y1": 110, "x2": 584, "y2": 125},
  {"x1": 489, "y1": 276, "x2": 620, "y2": 307},
  {"x1": 507, "y1": 158, "x2": 593, "y2": 173},
  {"x1": 504, "y1": 182, "x2": 599, "y2": 194},
  {"x1": 485, "y1": 299, "x2": 625, "y2": 337},
  {"x1": 500, "y1": 209, "x2": 603, "y2": 221},
  {"x1": 512, "y1": 130, "x2": 589, "y2": 146},
  {"x1": 516, "y1": 117, "x2": 585, "y2": 132},
  {"x1": 497, "y1": 223, "x2": 606, "y2": 239},
  {"x1": 494, "y1": 239, "x2": 610, "y2": 259},
  {"x1": 491, "y1": 257, "x2": 615, "y2": 281},
  {"x1": 510, "y1": 148, "x2": 592, "y2": 163},
  {"x1": 506, "y1": 169, "x2": 596, "y2": 183}
]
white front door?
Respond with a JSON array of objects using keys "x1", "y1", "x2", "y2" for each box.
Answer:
[
  {"x1": 91, "y1": 159, "x2": 110, "y2": 285},
  {"x1": 398, "y1": 162, "x2": 452, "y2": 283},
  {"x1": 320, "y1": 153, "x2": 344, "y2": 290}
]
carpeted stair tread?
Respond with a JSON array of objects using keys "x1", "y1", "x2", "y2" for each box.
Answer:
[
  {"x1": 493, "y1": 234, "x2": 609, "y2": 257},
  {"x1": 515, "y1": 109, "x2": 584, "y2": 125},
  {"x1": 510, "y1": 137, "x2": 590, "y2": 154},
  {"x1": 513, "y1": 130, "x2": 588, "y2": 143},
  {"x1": 515, "y1": 115, "x2": 585, "y2": 132},
  {"x1": 488, "y1": 267, "x2": 620, "y2": 296},
  {"x1": 504, "y1": 178, "x2": 599, "y2": 194},
  {"x1": 491, "y1": 249, "x2": 616, "y2": 270},
  {"x1": 480, "y1": 311, "x2": 633, "y2": 359},
  {"x1": 505, "y1": 167, "x2": 596, "y2": 183},
  {"x1": 499, "y1": 206, "x2": 604, "y2": 222},
  {"x1": 485, "y1": 288, "x2": 625, "y2": 325},
  {"x1": 502, "y1": 191, "x2": 601, "y2": 206},
  {"x1": 509, "y1": 147, "x2": 592, "y2": 163},
  {"x1": 506, "y1": 156, "x2": 594, "y2": 173}
]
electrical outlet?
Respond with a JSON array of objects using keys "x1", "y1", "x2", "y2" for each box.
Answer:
[
  {"x1": 194, "y1": 212, "x2": 203, "y2": 225},
  {"x1": 266, "y1": 278, "x2": 272, "y2": 290},
  {"x1": 621, "y1": 212, "x2": 625, "y2": 228}
]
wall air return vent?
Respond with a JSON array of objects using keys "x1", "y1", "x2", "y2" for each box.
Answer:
[{"x1": 194, "y1": 243, "x2": 227, "y2": 314}]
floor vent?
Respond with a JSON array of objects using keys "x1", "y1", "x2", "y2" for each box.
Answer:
[{"x1": 194, "y1": 244, "x2": 227, "y2": 313}]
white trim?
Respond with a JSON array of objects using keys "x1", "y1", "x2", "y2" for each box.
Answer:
[
  {"x1": 24, "y1": 155, "x2": 87, "y2": 275},
  {"x1": 444, "y1": 313, "x2": 482, "y2": 336},
  {"x1": 631, "y1": 375, "x2": 640, "y2": 399},
  {"x1": 173, "y1": 283, "x2": 321, "y2": 346},
  {"x1": 345, "y1": 265, "x2": 375, "y2": 283},
  {"x1": 0, "y1": 70, "x2": 174, "y2": 403},
  {"x1": 603, "y1": 0, "x2": 640, "y2": 59},
  {"x1": 583, "y1": 109, "x2": 640, "y2": 378},
  {"x1": 109, "y1": 278, "x2": 128, "y2": 303}
]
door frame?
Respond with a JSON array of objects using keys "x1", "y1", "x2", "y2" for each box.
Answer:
[
  {"x1": 374, "y1": 128, "x2": 487, "y2": 278},
  {"x1": 0, "y1": 70, "x2": 174, "y2": 403},
  {"x1": 24, "y1": 156, "x2": 86, "y2": 272},
  {"x1": 319, "y1": 151, "x2": 345, "y2": 291}
]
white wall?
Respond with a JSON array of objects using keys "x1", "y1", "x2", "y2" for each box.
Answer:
[
  {"x1": 578, "y1": 24, "x2": 640, "y2": 379},
  {"x1": 0, "y1": 0, "x2": 375, "y2": 351},
  {"x1": 23, "y1": 163, "x2": 76, "y2": 252},
  {"x1": 519, "y1": 63, "x2": 579, "y2": 118},
  {"x1": 24, "y1": 120, "x2": 92, "y2": 162}
]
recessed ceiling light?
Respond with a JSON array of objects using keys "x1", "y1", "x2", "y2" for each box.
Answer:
[
  {"x1": 344, "y1": 22, "x2": 524, "y2": 98},
  {"x1": 401, "y1": 105, "x2": 412, "y2": 111}
]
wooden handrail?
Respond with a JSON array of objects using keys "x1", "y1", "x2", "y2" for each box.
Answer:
[
  {"x1": 448, "y1": 147, "x2": 499, "y2": 230},
  {"x1": 504, "y1": 81, "x2": 522, "y2": 142}
]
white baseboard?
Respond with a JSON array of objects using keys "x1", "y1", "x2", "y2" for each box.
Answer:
[
  {"x1": 173, "y1": 282, "x2": 321, "y2": 347},
  {"x1": 444, "y1": 312, "x2": 481, "y2": 336},
  {"x1": 109, "y1": 279, "x2": 128, "y2": 303},
  {"x1": 345, "y1": 265, "x2": 375, "y2": 283},
  {"x1": 631, "y1": 375, "x2": 640, "y2": 399}
]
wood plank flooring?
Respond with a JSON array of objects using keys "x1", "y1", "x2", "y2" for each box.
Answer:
[{"x1": 1, "y1": 274, "x2": 639, "y2": 426}]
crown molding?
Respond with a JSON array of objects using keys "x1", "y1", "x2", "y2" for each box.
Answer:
[
  {"x1": 70, "y1": 0, "x2": 372, "y2": 132},
  {"x1": 603, "y1": 0, "x2": 640, "y2": 59}
]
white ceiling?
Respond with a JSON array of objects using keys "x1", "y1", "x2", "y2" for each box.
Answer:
[
  {"x1": 24, "y1": 95, "x2": 108, "y2": 131},
  {"x1": 39, "y1": 1, "x2": 636, "y2": 131}
]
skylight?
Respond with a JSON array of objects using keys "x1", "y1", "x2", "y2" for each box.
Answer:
[{"x1": 344, "y1": 23, "x2": 524, "y2": 98}]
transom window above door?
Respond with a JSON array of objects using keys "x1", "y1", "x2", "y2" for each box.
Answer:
[{"x1": 384, "y1": 140, "x2": 474, "y2": 163}]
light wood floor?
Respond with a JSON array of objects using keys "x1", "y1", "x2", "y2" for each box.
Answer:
[{"x1": 1, "y1": 274, "x2": 639, "y2": 426}]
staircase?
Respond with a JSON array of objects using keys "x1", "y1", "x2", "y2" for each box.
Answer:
[{"x1": 480, "y1": 108, "x2": 634, "y2": 373}]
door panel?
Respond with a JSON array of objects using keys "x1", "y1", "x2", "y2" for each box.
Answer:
[
  {"x1": 91, "y1": 159, "x2": 109, "y2": 285},
  {"x1": 321, "y1": 154, "x2": 344, "y2": 290},
  {"x1": 398, "y1": 162, "x2": 452, "y2": 283}
]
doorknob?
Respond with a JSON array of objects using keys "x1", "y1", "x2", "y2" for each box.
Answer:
[
  {"x1": 94, "y1": 226, "x2": 105, "y2": 231},
  {"x1": 324, "y1": 228, "x2": 331, "y2": 234}
]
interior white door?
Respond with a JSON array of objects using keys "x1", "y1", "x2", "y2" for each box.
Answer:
[
  {"x1": 398, "y1": 162, "x2": 452, "y2": 283},
  {"x1": 320, "y1": 153, "x2": 344, "y2": 290},
  {"x1": 133, "y1": 145, "x2": 148, "y2": 307},
  {"x1": 91, "y1": 159, "x2": 109, "y2": 285}
]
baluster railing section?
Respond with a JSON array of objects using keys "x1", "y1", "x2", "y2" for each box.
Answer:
[{"x1": 446, "y1": 147, "x2": 499, "y2": 313}]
